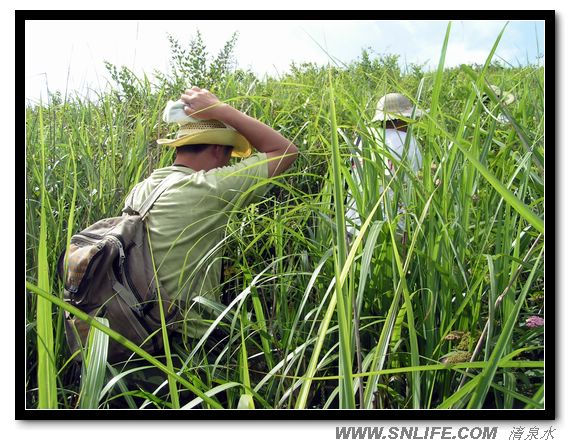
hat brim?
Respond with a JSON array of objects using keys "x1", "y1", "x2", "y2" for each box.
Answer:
[
  {"x1": 156, "y1": 128, "x2": 252, "y2": 158},
  {"x1": 372, "y1": 107, "x2": 426, "y2": 122}
]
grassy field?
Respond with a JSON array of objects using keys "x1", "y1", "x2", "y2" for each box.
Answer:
[{"x1": 25, "y1": 27, "x2": 545, "y2": 410}]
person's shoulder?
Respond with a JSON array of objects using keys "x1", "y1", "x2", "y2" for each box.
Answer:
[{"x1": 138, "y1": 166, "x2": 201, "y2": 193}]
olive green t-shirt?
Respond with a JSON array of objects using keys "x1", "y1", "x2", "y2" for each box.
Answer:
[{"x1": 124, "y1": 153, "x2": 269, "y2": 338}]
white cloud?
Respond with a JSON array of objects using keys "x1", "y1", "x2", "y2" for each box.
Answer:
[{"x1": 444, "y1": 42, "x2": 496, "y2": 67}]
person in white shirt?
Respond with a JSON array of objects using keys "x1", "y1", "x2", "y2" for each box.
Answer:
[{"x1": 346, "y1": 92, "x2": 425, "y2": 238}]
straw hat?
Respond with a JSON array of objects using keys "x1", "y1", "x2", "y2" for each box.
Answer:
[
  {"x1": 372, "y1": 93, "x2": 426, "y2": 122},
  {"x1": 156, "y1": 100, "x2": 252, "y2": 158}
]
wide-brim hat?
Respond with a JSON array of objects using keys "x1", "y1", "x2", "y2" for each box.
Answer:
[
  {"x1": 372, "y1": 92, "x2": 426, "y2": 122},
  {"x1": 157, "y1": 100, "x2": 252, "y2": 158}
]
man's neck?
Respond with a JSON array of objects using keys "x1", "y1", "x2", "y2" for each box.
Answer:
[
  {"x1": 388, "y1": 121, "x2": 408, "y2": 133},
  {"x1": 173, "y1": 155, "x2": 214, "y2": 172}
]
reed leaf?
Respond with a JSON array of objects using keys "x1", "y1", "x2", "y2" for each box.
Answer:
[
  {"x1": 35, "y1": 103, "x2": 58, "y2": 409},
  {"x1": 467, "y1": 245, "x2": 544, "y2": 408},
  {"x1": 79, "y1": 317, "x2": 109, "y2": 409}
]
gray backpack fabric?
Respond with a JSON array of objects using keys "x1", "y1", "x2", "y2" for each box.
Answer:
[{"x1": 57, "y1": 171, "x2": 185, "y2": 363}]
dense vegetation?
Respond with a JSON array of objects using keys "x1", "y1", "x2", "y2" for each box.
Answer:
[{"x1": 25, "y1": 25, "x2": 545, "y2": 410}]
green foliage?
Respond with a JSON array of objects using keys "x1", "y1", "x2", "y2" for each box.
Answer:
[
  {"x1": 152, "y1": 30, "x2": 241, "y2": 96},
  {"x1": 26, "y1": 29, "x2": 545, "y2": 410}
]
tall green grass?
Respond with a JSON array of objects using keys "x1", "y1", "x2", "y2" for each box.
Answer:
[
  {"x1": 34, "y1": 103, "x2": 58, "y2": 409},
  {"x1": 25, "y1": 28, "x2": 545, "y2": 409}
]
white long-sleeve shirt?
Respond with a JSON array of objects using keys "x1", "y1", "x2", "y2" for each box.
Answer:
[{"x1": 346, "y1": 128, "x2": 422, "y2": 236}]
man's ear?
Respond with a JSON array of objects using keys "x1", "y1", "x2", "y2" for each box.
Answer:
[
  {"x1": 213, "y1": 144, "x2": 223, "y2": 157},
  {"x1": 214, "y1": 145, "x2": 232, "y2": 158},
  {"x1": 212, "y1": 145, "x2": 228, "y2": 160}
]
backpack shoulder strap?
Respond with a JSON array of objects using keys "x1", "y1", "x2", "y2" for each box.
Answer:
[{"x1": 124, "y1": 170, "x2": 187, "y2": 219}]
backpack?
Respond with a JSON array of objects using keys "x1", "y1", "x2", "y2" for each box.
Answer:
[{"x1": 57, "y1": 171, "x2": 186, "y2": 363}]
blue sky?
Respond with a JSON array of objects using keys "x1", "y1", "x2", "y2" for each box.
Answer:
[{"x1": 25, "y1": 19, "x2": 545, "y2": 103}]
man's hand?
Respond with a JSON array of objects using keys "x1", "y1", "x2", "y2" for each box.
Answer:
[
  {"x1": 180, "y1": 86, "x2": 228, "y2": 120},
  {"x1": 180, "y1": 86, "x2": 298, "y2": 178}
]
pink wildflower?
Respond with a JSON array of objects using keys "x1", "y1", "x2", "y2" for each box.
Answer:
[{"x1": 525, "y1": 316, "x2": 544, "y2": 328}]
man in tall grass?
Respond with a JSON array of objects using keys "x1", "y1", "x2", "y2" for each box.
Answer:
[
  {"x1": 124, "y1": 86, "x2": 298, "y2": 350},
  {"x1": 346, "y1": 92, "x2": 424, "y2": 238}
]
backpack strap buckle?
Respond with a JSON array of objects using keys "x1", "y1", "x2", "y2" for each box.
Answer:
[{"x1": 112, "y1": 281, "x2": 145, "y2": 317}]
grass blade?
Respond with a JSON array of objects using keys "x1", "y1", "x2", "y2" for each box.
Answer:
[
  {"x1": 467, "y1": 245, "x2": 544, "y2": 408},
  {"x1": 34, "y1": 103, "x2": 58, "y2": 409},
  {"x1": 327, "y1": 68, "x2": 355, "y2": 408},
  {"x1": 79, "y1": 317, "x2": 109, "y2": 409},
  {"x1": 146, "y1": 227, "x2": 179, "y2": 409}
]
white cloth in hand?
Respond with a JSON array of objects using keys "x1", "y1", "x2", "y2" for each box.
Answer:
[{"x1": 162, "y1": 100, "x2": 199, "y2": 125}]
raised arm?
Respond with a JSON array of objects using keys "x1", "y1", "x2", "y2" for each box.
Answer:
[{"x1": 180, "y1": 87, "x2": 298, "y2": 178}]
